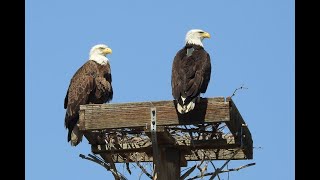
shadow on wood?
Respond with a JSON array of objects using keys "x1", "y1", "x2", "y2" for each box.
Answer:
[{"x1": 173, "y1": 98, "x2": 208, "y2": 124}]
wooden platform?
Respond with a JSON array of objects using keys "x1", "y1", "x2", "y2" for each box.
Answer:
[{"x1": 78, "y1": 97, "x2": 253, "y2": 165}]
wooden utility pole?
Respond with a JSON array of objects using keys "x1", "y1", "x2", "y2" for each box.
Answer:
[{"x1": 78, "y1": 97, "x2": 253, "y2": 179}]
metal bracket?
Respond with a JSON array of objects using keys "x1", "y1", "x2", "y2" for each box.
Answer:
[{"x1": 150, "y1": 107, "x2": 160, "y2": 175}]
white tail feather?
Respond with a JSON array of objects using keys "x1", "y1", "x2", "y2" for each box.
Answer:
[
  {"x1": 177, "y1": 98, "x2": 197, "y2": 114},
  {"x1": 70, "y1": 125, "x2": 83, "y2": 146}
]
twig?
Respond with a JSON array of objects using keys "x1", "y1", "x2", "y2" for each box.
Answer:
[
  {"x1": 230, "y1": 84, "x2": 248, "y2": 98},
  {"x1": 195, "y1": 153, "x2": 207, "y2": 178},
  {"x1": 136, "y1": 161, "x2": 153, "y2": 179},
  {"x1": 201, "y1": 150, "x2": 221, "y2": 180},
  {"x1": 126, "y1": 163, "x2": 131, "y2": 175},
  {"x1": 79, "y1": 154, "x2": 110, "y2": 169},
  {"x1": 209, "y1": 161, "x2": 221, "y2": 180},
  {"x1": 181, "y1": 165, "x2": 195, "y2": 173},
  {"x1": 220, "y1": 163, "x2": 256, "y2": 173},
  {"x1": 169, "y1": 127, "x2": 212, "y2": 133},
  {"x1": 186, "y1": 162, "x2": 255, "y2": 180},
  {"x1": 184, "y1": 125, "x2": 195, "y2": 147},
  {"x1": 138, "y1": 170, "x2": 144, "y2": 180},
  {"x1": 199, "y1": 162, "x2": 208, "y2": 178},
  {"x1": 180, "y1": 164, "x2": 197, "y2": 180},
  {"x1": 152, "y1": 165, "x2": 157, "y2": 180},
  {"x1": 197, "y1": 153, "x2": 206, "y2": 168},
  {"x1": 208, "y1": 149, "x2": 241, "y2": 180},
  {"x1": 88, "y1": 154, "x2": 108, "y2": 164},
  {"x1": 79, "y1": 154, "x2": 127, "y2": 180}
]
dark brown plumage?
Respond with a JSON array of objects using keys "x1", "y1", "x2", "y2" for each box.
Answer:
[
  {"x1": 64, "y1": 44, "x2": 113, "y2": 146},
  {"x1": 171, "y1": 29, "x2": 211, "y2": 114},
  {"x1": 172, "y1": 44, "x2": 211, "y2": 108}
]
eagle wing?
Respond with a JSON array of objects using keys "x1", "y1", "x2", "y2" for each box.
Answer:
[
  {"x1": 171, "y1": 49, "x2": 185, "y2": 100},
  {"x1": 200, "y1": 53, "x2": 211, "y2": 93},
  {"x1": 64, "y1": 61, "x2": 97, "y2": 127},
  {"x1": 94, "y1": 62, "x2": 113, "y2": 100},
  {"x1": 185, "y1": 50, "x2": 211, "y2": 97}
]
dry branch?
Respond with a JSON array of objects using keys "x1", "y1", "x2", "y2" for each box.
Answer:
[
  {"x1": 136, "y1": 161, "x2": 153, "y2": 179},
  {"x1": 186, "y1": 162, "x2": 255, "y2": 179},
  {"x1": 79, "y1": 154, "x2": 127, "y2": 180},
  {"x1": 230, "y1": 84, "x2": 248, "y2": 98},
  {"x1": 180, "y1": 164, "x2": 197, "y2": 180}
]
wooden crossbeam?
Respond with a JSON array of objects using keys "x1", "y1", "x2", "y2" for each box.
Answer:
[{"x1": 79, "y1": 97, "x2": 230, "y2": 130}]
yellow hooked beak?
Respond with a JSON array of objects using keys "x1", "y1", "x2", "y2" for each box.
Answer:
[
  {"x1": 103, "y1": 47, "x2": 112, "y2": 54},
  {"x1": 201, "y1": 32, "x2": 211, "y2": 38}
]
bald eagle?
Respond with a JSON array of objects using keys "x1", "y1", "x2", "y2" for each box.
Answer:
[
  {"x1": 64, "y1": 44, "x2": 113, "y2": 146},
  {"x1": 171, "y1": 29, "x2": 211, "y2": 114}
]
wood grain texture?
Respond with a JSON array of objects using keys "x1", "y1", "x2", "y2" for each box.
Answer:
[
  {"x1": 79, "y1": 97, "x2": 229, "y2": 130},
  {"x1": 157, "y1": 147, "x2": 181, "y2": 180}
]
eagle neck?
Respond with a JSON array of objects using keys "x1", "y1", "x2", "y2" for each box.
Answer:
[
  {"x1": 90, "y1": 55, "x2": 109, "y2": 65},
  {"x1": 185, "y1": 43, "x2": 204, "y2": 50}
]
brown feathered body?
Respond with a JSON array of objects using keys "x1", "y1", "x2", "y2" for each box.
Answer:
[
  {"x1": 64, "y1": 60, "x2": 113, "y2": 146},
  {"x1": 171, "y1": 44, "x2": 211, "y2": 113}
]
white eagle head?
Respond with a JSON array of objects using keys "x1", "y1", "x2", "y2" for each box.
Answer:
[
  {"x1": 185, "y1": 29, "x2": 211, "y2": 47},
  {"x1": 89, "y1": 44, "x2": 112, "y2": 65}
]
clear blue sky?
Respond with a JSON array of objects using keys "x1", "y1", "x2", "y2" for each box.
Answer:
[{"x1": 26, "y1": 0, "x2": 294, "y2": 179}]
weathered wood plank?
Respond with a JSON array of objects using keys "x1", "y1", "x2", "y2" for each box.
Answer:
[
  {"x1": 225, "y1": 97, "x2": 253, "y2": 159},
  {"x1": 79, "y1": 97, "x2": 230, "y2": 130},
  {"x1": 184, "y1": 148, "x2": 246, "y2": 161},
  {"x1": 157, "y1": 147, "x2": 181, "y2": 180}
]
